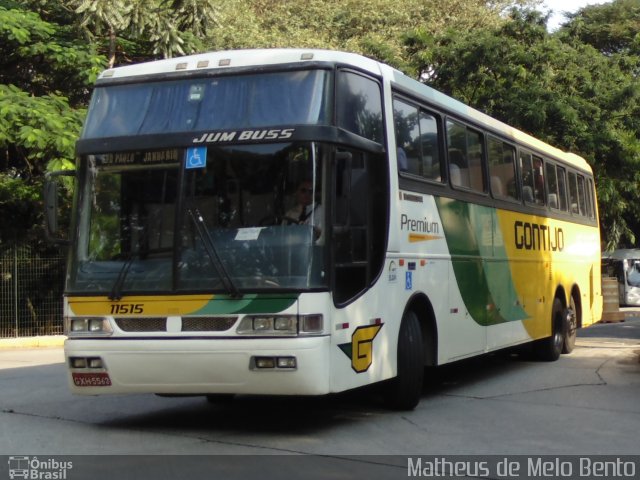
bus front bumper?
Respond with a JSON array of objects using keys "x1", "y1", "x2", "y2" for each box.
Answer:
[{"x1": 64, "y1": 336, "x2": 331, "y2": 396}]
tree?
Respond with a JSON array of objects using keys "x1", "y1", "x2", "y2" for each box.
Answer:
[
  {"x1": 562, "y1": 0, "x2": 640, "y2": 58},
  {"x1": 405, "y1": 9, "x2": 640, "y2": 249},
  {"x1": 0, "y1": 2, "x2": 104, "y2": 244},
  {"x1": 66, "y1": 0, "x2": 220, "y2": 67},
  {"x1": 206, "y1": 0, "x2": 536, "y2": 74}
]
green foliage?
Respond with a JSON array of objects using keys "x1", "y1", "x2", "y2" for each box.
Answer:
[
  {"x1": 0, "y1": 3, "x2": 103, "y2": 243},
  {"x1": 206, "y1": 0, "x2": 532, "y2": 73},
  {"x1": 0, "y1": 4, "x2": 104, "y2": 105},
  {"x1": 0, "y1": 174, "x2": 42, "y2": 242},
  {"x1": 65, "y1": 0, "x2": 220, "y2": 66},
  {"x1": 562, "y1": 0, "x2": 640, "y2": 57},
  {"x1": 0, "y1": 85, "x2": 84, "y2": 167}
]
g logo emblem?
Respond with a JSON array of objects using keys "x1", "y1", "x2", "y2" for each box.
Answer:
[{"x1": 339, "y1": 324, "x2": 383, "y2": 373}]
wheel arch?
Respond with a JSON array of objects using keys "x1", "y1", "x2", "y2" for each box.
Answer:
[
  {"x1": 403, "y1": 292, "x2": 438, "y2": 367},
  {"x1": 554, "y1": 285, "x2": 568, "y2": 309}
]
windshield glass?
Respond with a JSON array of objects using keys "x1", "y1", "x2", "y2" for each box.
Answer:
[
  {"x1": 70, "y1": 152, "x2": 180, "y2": 295},
  {"x1": 179, "y1": 142, "x2": 327, "y2": 291},
  {"x1": 69, "y1": 143, "x2": 329, "y2": 294},
  {"x1": 81, "y1": 70, "x2": 330, "y2": 138}
]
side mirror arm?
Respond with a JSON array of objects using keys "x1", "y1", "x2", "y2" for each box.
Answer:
[{"x1": 44, "y1": 170, "x2": 75, "y2": 245}]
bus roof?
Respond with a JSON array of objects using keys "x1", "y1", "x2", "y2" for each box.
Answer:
[
  {"x1": 98, "y1": 49, "x2": 386, "y2": 81},
  {"x1": 98, "y1": 48, "x2": 590, "y2": 172}
]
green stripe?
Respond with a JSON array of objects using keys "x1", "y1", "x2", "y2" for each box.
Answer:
[
  {"x1": 194, "y1": 294, "x2": 298, "y2": 315},
  {"x1": 435, "y1": 198, "x2": 526, "y2": 326}
]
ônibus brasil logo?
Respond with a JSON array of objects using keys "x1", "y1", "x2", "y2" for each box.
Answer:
[{"x1": 8, "y1": 456, "x2": 72, "y2": 480}]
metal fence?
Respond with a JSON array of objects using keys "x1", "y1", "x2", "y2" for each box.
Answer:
[{"x1": 0, "y1": 243, "x2": 66, "y2": 338}]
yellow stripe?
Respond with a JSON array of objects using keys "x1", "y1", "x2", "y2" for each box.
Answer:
[
  {"x1": 409, "y1": 234, "x2": 442, "y2": 243},
  {"x1": 68, "y1": 294, "x2": 214, "y2": 316}
]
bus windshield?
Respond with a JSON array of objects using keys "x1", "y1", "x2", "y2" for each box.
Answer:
[
  {"x1": 81, "y1": 70, "x2": 330, "y2": 138},
  {"x1": 69, "y1": 143, "x2": 328, "y2": 295}
]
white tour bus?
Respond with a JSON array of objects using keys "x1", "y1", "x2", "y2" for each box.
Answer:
[{"x1": 45, "y1": 49, "x2": 602, "y2": 409}]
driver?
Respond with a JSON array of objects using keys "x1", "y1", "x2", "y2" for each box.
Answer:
[{"x1": 284, "y1": 179, "x2": 323, "y2": 234}]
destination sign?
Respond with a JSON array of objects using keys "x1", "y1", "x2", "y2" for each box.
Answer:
[{"x1": 97, "y1": 149, "x2": 181, "y2": 166}]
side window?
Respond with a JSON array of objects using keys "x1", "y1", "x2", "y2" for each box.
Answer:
[
  {"x1": 394, "y1": 99, "x2": 420, "y2": 174},
  {"x1": 336, "y1": 70, "x2": 383, "y2": 143},
  {"x1": 557, "y1": 166, "x2": 568, "y2": 212},
  {"x1": 545, "y1": 161, "x2": 560, "y2": 210},
  {"x1": 532, "y1": 156, "x2": 545, "y2": 206},
  {"x1": 446, "y1": 119, "x2": 485, "y2": 192},
  {"x1": 487, "y1": 137, "x2": 518, "y2": 200},
  {"x1": 568, "y1": 171, "x2": 579, "y2": 214},
  {"x1": 587, "y1": 178, "x2": 596, "y2": 219},
  {"x1": 577, "y1": 174, "x2": 587, "y2": 216},
  {"x1": 520, "y1": 151, "x2": 544, "y2": 206},
  {"x1": 393, "y1": 97, "x2": 441, "y2": 182},
  {"x1": 419, "y1": 111, "x2": 441, "y2": 181}
]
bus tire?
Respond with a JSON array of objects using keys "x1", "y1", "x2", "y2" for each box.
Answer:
[
  {"x1": 383, "y1": 310, "x2": 424, "y2": 410},
  {"x1": 562, "y1": 295, "x2": 578, "y2": 354},
  {"x1": 534, "y1": 298, "x2": 564, "y2": 361}
]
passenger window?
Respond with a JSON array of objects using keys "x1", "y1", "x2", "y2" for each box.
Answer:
[
  {"x1": 336, "y1": 71, "x2": 383, "y2": 143},
  {"x1": 393, "y1": 98, "x2": 441, "y2": 181},
  {"x1": 487, "y1": 137, "x2": 518, "y2": 200},
  {"x1": 577, "y1": 175, "x2": 587, "y2": 216},
  {"x1": 557, "y1": 166, "x2": 568, "y2": 212},
  {"x1": 568, "y1": 171, "x2": 579, "y2": 215},
  {"x1": 545, "y1": 161, "x2": 560, "y2": 209},
  {"x1": 520, "y1": 151, "x2": 544, "y2": 206},
  {"x1": 587, "y1": 178, "x2": 596, "y2": 218},
  {"x1": 446, "y1": 120, "x2": 485, "y2": 192},
  {"x1": 394, "y1": 99, "x2": 420, "y2": 174},
  {"x1": 419, "y1": 111, "x2": 441, "y2": 181}
]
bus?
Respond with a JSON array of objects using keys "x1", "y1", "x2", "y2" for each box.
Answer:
[
  {"x1": 602, "y1": 249, "x2": 640, "y2": 306},
  {"x1": 45, "y1": 49, "x2": 602, "y2": 410}
]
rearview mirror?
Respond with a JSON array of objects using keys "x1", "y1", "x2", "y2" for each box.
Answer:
[{"x1": 44, "y1": 170, "x2": 75, "y2": 245}]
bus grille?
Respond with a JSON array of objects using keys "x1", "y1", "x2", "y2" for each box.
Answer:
[
  {"x1": 181, "y1": 316, "x2": 237, "y2": 332},
  {"x1": 115, "y1": 317, "x2": 167, "y2": 332},
  {"x1": 113, "y1": 316, "x2": 238, "y2": 332}
]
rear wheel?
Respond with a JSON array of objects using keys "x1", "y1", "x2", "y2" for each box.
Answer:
[
  {"x1": 534, "y1": 298, "x2": 564, "y2": 361},
  {"x1": 383, "y1": 310, "x2": 424, "y2": 410},
  {"x1": 562, "y1": 294, "x2": 578, "y2": 354}
]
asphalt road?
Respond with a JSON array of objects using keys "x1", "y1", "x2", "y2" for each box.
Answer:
[{"x1": 1, "y1": 316, "x2": 639, "y2": 479}]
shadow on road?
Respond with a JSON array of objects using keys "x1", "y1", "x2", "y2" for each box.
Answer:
[{"x1": 578, "y1": 315, "x2": 640, "y2": 340}]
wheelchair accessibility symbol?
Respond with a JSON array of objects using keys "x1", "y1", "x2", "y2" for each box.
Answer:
[{"x1": 186, "y1": 146, "x2": 207, "y2": 169}]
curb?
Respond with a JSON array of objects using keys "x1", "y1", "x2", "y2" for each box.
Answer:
[{"x1": 0, "y1": 335, "x2": 66, "y2": 349}]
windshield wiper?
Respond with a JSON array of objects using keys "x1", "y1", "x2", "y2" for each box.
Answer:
[
  {"x1": 187, "y1": 206, "x2": 241, "y2": 298},
  {"x1": 109, "y1": 223, "x2": 149, "y2": 301},
  {"x1": 109, "y1": 253, "x2": 135, "y2": 301}
]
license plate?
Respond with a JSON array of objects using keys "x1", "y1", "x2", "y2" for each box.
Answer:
[{"x1": 72, "y1": 372, "x2": 112, "y2": 387}]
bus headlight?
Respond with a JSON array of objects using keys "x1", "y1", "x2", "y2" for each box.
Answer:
[
  {"x1": 65, "y1": 317, "x2": 113, "y2": 336},
  {"x1": 236, "y1": 315, "x2": 323, "y2": 336}
]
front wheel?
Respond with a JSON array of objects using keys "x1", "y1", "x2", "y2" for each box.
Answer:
[{"x1": 383, "y1": 310, "x2": 424, "y2": 410}]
